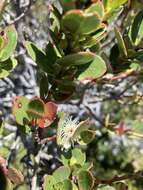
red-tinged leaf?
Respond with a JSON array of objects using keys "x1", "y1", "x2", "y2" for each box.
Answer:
[
  {"x1": 36, "y1": 118, "x2": 46, "y2": 129},
  {"x1": 7, "y1": 167, "x2": 24, "y2": 185},
  {"x1": 34, "y1": 101, "x2": 58, "y2": 128},
  {"x1": 0, "y1": 156, "x2": 8, "y2": 174},
  {"x1": 115, "y1": 121, "x2": 130, "y2": 135},
  {"x1": 27, "y1": 97, "x2": 45, "y2": 119},
  {"x1": 44, "y1": 102, "x2": 58, "y2": 121}
]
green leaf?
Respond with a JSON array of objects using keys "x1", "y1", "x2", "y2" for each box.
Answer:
[
  {"x1": 27, "y1": 98, "x2": 45, "y2": 119},
  {"x1": 0, "y1": 58, "x2": 17, "y2": 78},
  {"x1": 45, "y1": 42, "x2": 59, "y2": 65},
  {"x1": 70, "y1": 148, "x2": 86, "y2": 166},
  {"x1": 62, "y1": 10, "x2": 101, "y2": 35},
  {"x1": 43, "y1": 175, "x2": 56, "y2": 190},
  {"x1": 76, "y1": 55, "x2": 106, "y2": 81},
  {"x1": 81, "y1": 162, "x2": 93, "y2": 171},
  {"x1": 53, "y1": 166, "x2": 71, "y2": 183},
  {"x1": 56, "y1": 52, "x2": 95, "y2": 66},
  {"x1": 73, "y1": 119, "x2": 89, "y2": 139},
  {"x1": 0, "y1": 25, "x2": 17, "y2": 62},
  {"x1": 39, "y1": 73, "x2": 49, "y2": 99},
  {"x1": 81, "y1": 29, "x2": 106, "y2": 49},
  {"x1": 131, "y1": 9, "x2": 143, "y2": 43},
  {"x1": 96, "y1": 185, "x2": 116, "y2": 190},
  {"x1": 52, "y1": 78, "x2": 75, "y2": 101},
  {"x1": 72, "y1": 162, "x2": 93, "y2": 176},
  {"x1": 0, "y1": 35, "x2": 6, "y2": 51},
  {"x1": 72, "y1": 183, "x2": 78, "y2": 190},
  {"x1": 60, "y1": 0, "x2": 76, "y2": 11},
  {"x1": 62, "y1": 10, "x2": 84, "y2": 33},
  {"x1": 53, "y1": 182, "x2": 63, "y2": 189},
  {"x1": 12, "y1": 96, "x2": 30, "y2": 125},
  {"x1": 60, "y1": 155, "x2": 69, "y2": 166},
  {"x1": 25, "y1": 41, "x2": 53, "y2": 73},
  {"x1": 0, "y1": 119, "x2": 4, "y2": 135},
  {"x1": 78, "y1": 13, "x2": 101, "y2": 35},
  {"x1": 114, "y1": 27, "x2": 127, "y2": 57},
  {"x1": 78, "y1": 171, "x2": 94, "y2": 190},
  {"x1": 62, "y1": 180, "x2": 73, "y2": 190},
  {"x1": 85, "y1": 0, "x2": 104, "y2": 18},
  {"x1": 50, "y1": 11, "x2": 60, "y2": 34},
  {"x1": 104, "y1": 0, "x2": 127, "y2": 14},
  {"x1": 130, "y1": 62, "x2": 140, "y2": 71},
  {"x1": 6, "y1": 178, "x2": 13, "y2": 190},
  {"x1": 25, "y1": 41, "x2": 45, "y2": 62},
  {"x1": 80, "y1": 130, "x2": 96, "y2": 144}
]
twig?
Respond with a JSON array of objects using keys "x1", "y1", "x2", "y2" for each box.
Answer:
[
  {"x1": 94, "y1": 171, "x2": 143, "y2": 185},
  {"x1": 84, "y1": 104, "x2": 104, "y2": 126},
  {"x1": 6, "y1": 0, "x2": 37, "y2": 25}
]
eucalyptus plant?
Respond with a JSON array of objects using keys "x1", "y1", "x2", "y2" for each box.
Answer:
[{"x1": 1, "y1": 0, "x2": 143, "y2": 189}]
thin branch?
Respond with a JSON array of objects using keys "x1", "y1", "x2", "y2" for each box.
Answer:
[
  {"x1": 6, "y1": 0, "x2": 37, "y2": 25},
  {"x1": 94, "y1": 171, "x2": 143, "y2": 185}
]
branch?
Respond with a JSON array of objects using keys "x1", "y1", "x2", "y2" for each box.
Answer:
[
  {"x1": 94, "y1": 171, "x2": 143, "y2": 185},
  {"x1": 6, "y1": 0, "x2": 37, "y2": 25}
]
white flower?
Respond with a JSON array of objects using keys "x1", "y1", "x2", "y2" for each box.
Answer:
[{"x1": 57, "y1": 113, "x2": 89, "y2": 150}]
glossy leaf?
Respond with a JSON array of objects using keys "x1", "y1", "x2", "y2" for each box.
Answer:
[
  {"x1": 114, "y1": 27, "x2": 127, "y2": 56},
  {"x1": 36, "y1": 101, "x2": 57, "y2": 128},
  {"x1": 0, "y1": 25, "x2": 17, "y2": 62},
  {"x1": 53, "y1": 166, "x2": 71, "y2": 183},
  {"x1": 27, "y1": 98, "x2": 45, "y2": 119},
  {"x1": 0, "y1": 58, "x2": 17, "y2": 78},
  {"x1": 85, "y1": 1, "x2": 104, "y2": 18},
  {"x1": 62, "y1": 10, "x2": 101, "y2": 35},
  {"x1": 72, "y1": 119, "x2": 89, "y2": 139},
  {"x1": 62, "y1": 179, "x2": 73, "y2": 190},
  {"x1": 80, "y1": 130, "x2": 96, "y2": 144},
  {"x1": 60, "y1": 0, "x2": 76, "y2": 11},
  {"x1": 104, "y1": 0, "x2": 127, "y2": 14},
  {"x1": 39, "y1": 73, "x2": 49, "y2": 99},
  {"x1": 57, "y1": 52, "x2": 95, "y2": 66},
  {"x1": 25, "y1": 41, "x2": 53, "y2": 73},
  {"x1": 77, "y1": 55, "x2": 107, "y2": 81},
  {"x1": 78, "y1": 170, "x2": 94, "y2": 190},
  {"x1": 96, "y1": 185, "x2": 116, "y2": 190},
  {"x1": 43, "y1": 175, "x2": 56, "y2": 190},
  {"x1": 81, "y1": 29, "x2": 107, "y2": 49},
  {"x1": 12, "y1": 96, "x2": 30, "y2": 125},
  {"x1": 0, "y1": 34, "x2": 6, "y2": 51},
  {"x1": 131, "y1": 9, "x2": 143, "y2": 43},
  {"x1": 25, "y1": 41, "x2": 45, "y2": 62},
  {"x1": 78, "y1": 13, "x2": 101, "y2": 35},
  {"x1": 52, "y1": 79, "x2": 75, "y2": 101},
  {"x1": 45, "y1": 42, "x2": 59, "y2": 65},
  {"x1": 72, "y1": 183, "x2": 78, "y2": 190},
  {"x1": 62, "y1": 10, "x2": 84, "y2": 33},
  {"x1": 70, "y1": 148, "x2": 86, "y2": 166},
  {"x1": 27, "y1": 98, "x2": 57, "y2": 128}
]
